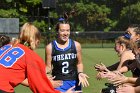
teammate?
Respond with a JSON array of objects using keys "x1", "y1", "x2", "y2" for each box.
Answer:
[
  {"x1": 97, "y1": 24, "x2": 140, "y2": 93},
  {"x1": 95, "y1": 24, "x2": 140, "y2": 74},
  {"x1": 45, "y1": 17, "x2": 89, "y2": 92},
  {"x1": 126, "y1": 24, "x2": 140, "y2": 42},
  {"x1": 95, "y1": 35, "x2": 135, "y2": 79},
  {"x1": 0, "y1": 22, "x2": 79, "y2": 93},
  {"x1": 110, "y1": 25, "x2": 140, "y2": 93},
  {"x1": 0, "y1": 35, "x2": 10, "y2": 48}
]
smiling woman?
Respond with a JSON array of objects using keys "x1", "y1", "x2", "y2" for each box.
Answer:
[{"x1": 45, "y1": 12, "x2": 89, "y2": 92}]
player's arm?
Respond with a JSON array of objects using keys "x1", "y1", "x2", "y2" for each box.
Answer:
[
  {"x1": 127, "y1": 77, "x2": 138, "y2": 84},
  {"x1": 75, "y1": 41, "x2": 83, "y2": 73},
  {"x1": 117, "y1": 66, "x2": 129, "y2": 73},
  {"x1": 118, "y1": 59, "x2": 137, "y2": 73},
  {"x1": 26, "y1": 52, "x2": 60, "y2": 93},
  {"x1": 46, "y1": 43, "x2": 63, "y2": 88},
  {"x1": 106, "y1": 62, "x2": 119, "y2": 71},
  {"x1": 75, "y1": 41, "x2": 89, "y2": 87},
  {"x1": 117, "y1": 52, "x2": 128, "y2": 70},
  {"x1": 21, "y1": 78, "x2": 29, "y2": 87},
  {"x1": 135, "y1": 85, "x2": 140, "y2": 93},
  {"x1": 45, "y1": 43, "x2": 53, "y2": 74}
]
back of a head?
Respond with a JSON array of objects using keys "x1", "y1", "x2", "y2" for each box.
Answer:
[
  {"x1": 115, "y1": 36, "x2": 131, "y2": 49},
  {"x1": 129, "y1": 24, "x2": 140, "y2": 35},
  {"x1": 0, "y1": 35, "x2": 10, "y2": 48},
  {"x1": 19, "y1": 22, "x2": 41, "y2": 50}
]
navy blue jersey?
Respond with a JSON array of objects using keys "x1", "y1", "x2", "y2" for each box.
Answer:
[{"x1": 51, "y1": 39, "x2": 78, "y2": 80}]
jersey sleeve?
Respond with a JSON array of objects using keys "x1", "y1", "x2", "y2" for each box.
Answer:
[{"x1": 26, "y1": 51, "x2": 60, "y2": 93}]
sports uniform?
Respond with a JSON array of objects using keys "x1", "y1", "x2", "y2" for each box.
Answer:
[
  {"x1": 0, "y1": 44, "x2": 60, "y2": 93},
  {"x1": 51, "y1": 39, "x2": 81, "y2": 92}
]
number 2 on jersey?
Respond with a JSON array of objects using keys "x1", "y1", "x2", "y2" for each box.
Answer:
[{"x1": 62, "y1": 61, "x2": 69, "y2": 74}]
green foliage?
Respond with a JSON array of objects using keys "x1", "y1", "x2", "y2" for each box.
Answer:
[
  {"x1": 73, "y1": 2, "x2": 112, "y2": 31},
  {"x1": 0, "y1": 0, "x2": 140, "y2": 32},
  {"x1": 0, "y1": 9, "x2": 19, "y2": 17},
  {"x1": 75, "y1": 24, "x2": 84, "y2": 32},
  {"x1": 26, "y1": 0, "x2": 41, "y2": 5},
  {"x1": 33, "y1": 20, "x2": 48, "y2": 32},
  {"x1": 120, "y1": 1, "x2": 140, "y2": 24},
  {"x1": 49, "y1": 12, "x2": 58, "y2": 19},
  {"x1": 104, "y1": 19, "x2": 118, "y2": 32},
  {"x1": 6, "y1": 0, "x2": 12, "y2": 3},
  {"x1": 19, "y1": 6, "x2": 28, "y2": 13}
]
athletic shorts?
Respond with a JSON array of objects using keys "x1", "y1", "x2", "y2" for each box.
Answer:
[{"x1": 55, "y1": 80, "x2": 82, "y2": 92}]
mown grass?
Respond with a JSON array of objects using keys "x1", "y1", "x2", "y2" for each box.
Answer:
[{"x1": 15, "y1": 48, "x2": 131, "y2": 93}]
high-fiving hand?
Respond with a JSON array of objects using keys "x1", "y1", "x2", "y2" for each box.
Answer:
[{"x1": 78, "y1": 72, "x2": 89, "y2": 87}]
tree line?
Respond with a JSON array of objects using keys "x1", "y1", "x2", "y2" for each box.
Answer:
[{"x1": 0, "y1": 0, "x2": 140, "y2": 32}]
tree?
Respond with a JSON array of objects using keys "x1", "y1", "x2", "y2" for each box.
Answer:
[{"x1": 0, "y1": 0, "x2": 139, "y2": 32}]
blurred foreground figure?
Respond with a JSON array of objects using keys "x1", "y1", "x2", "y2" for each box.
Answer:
[{"x1": 0, "y1": 22, "x2": 79, "y2": 93}]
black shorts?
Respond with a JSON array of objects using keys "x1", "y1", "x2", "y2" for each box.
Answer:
[{"x1": 0, "y1": 90, "x2": 14, "y2": 93}]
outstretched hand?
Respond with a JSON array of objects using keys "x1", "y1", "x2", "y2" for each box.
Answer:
[
  {"x1": 108, "y1": 72, "x2": 128, "y2": 86},
  {"x1": 96, "y1": 71, "x2": 110, "y2": 80},
  {"x1": 78, "y1": 73, "x2": 89, "y2": 87},
  {"x1": 94, "y1": 63, "x2": 109, "y2": 72}
]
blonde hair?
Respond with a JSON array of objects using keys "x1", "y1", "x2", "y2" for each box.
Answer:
[
  {"x1": 115, "y1": 36, "x2": 131, "y2": 49},
  {"x1": 19, "y1": 22, "x2": 41, "y2": 50}
]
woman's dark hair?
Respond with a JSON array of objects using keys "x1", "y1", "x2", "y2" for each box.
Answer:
[
  {"x1": 130, "y1": 40, "x2": 140, "y2": 56},
  {"x1": 129, "y1": 24, "x2": 140, "y2": 35},
  {"x1": 0, "y1": 35, "x2": 10, "y2": 48},
  {"x1": 132, "y1": 40, "x2": 140, "y2": 49},
  {"x1": 55, "y1": 12, "x2": 70, "y2": 32},
  {"x1": 129, "y1": 24, "x2": 140, "y2": 28},
  {"x1": 134, "y1": 27, "x2": 140, "y2": 35}
]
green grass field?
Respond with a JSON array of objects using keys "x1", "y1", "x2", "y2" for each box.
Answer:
[{"x1": 14, "y1": 48, "x2": 131, "y2": 93}]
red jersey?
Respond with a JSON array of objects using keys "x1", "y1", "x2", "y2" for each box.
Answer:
[{"x1": 0, "y1": 44, "x2": 60, "y2": 93}]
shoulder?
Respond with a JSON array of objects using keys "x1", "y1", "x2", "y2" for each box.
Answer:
[
  {"x1": 73, "y1": 40, "x2": 81, "y2": 51},
  {"x1": 121, "y1": 50, "x2": 135, "y2": 59},
  {"x1": 46, "y1": 42, "x2": 52, "y2": 50},
  {"x1": 123, "y1": 50, "x2": 134, "y2": 56},
  {"x1": 74, "y1": 40, "x2": 81, "y2": 47}
]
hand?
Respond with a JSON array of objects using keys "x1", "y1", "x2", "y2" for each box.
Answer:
[
  {"x1": 78, "y1": 73, "x2": 89, "y2": 87},
  {"x1": 51, "y1": 80, "x2": 63, "y2": 88},
  {"x1": 96, "y1": 71, "x2": 113, "y2": 80},
  {"x1": 116, "y1": 84, "x2": 135, "y2": 93},
  {"x1": 94, "y1": 63, "x2": 109, "y2": 72},
  {"x1": 96, "y1": 70, "x2": 116, "y2": 79},
  {"x1": 96, "y1": 72, "x2": 103, "y2": 80},
  {"x1": 108, "y1": 73, "x2": 128, "y2": 86},
  {"x1": 47, "y1": 76, "x2": 63, "y2": 88},
  {"x1": 63, "y1": 86, "x2": 82, "y2": 93}
]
